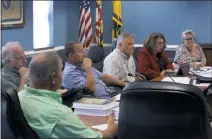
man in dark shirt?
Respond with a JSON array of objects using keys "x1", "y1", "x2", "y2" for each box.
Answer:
[{"x1": 1, "y1": 42, "x2": 29, "y2": 92}]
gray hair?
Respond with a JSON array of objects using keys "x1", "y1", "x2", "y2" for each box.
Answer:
[
  {"x1": 116, "y1": 32, "x2": 135, "y2": 48},
  {"x1": 29, "y1": 52, "x2": 61, "y2": 84},
  {"x1": 2, "y1": 42, "x2": 21, "y2": 65},
  {"x1": 182, "y1": 30, "x2": 195, "y2": 41}
]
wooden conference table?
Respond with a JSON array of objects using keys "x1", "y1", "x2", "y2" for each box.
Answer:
[{"x1": 78, "y1": 75, "x2": 208, "y2": 127}]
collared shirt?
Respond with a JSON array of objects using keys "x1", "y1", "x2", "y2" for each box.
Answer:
[
  {"x1": 62, "y1": 62, "x2": 110, "y2": 99},
  {"x1": 174, "y1": 44, "x2": 207, "y2": 65},
  {"x1": 18, "y1": 84, "x2": 102, "y2": 138},
  {"x1": 103, "y1": 48, "x2": 136, "y2": 83},
  {"x1": 1, "y1": 65, "x2": 20, "y2": 90}
]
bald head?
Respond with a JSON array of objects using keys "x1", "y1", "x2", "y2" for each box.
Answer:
[
  {"x1": 31, "y1": 53, "x2": 47, "y2": 64},
  {"x1": 29, "y1": 52, "x2": 62, "y2": 88}
]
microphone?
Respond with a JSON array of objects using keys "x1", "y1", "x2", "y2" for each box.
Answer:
[
  {"x1": 164, "y1": 71, "x2": 175, "y2": 83},
  {"x1": 128, "y1": 73, "x2": 146, "y2": 81},
  {"x1": 128, "y1": 73, "x2": 134, "y2": 77},
  {"x1": 189, "y1": 69, "x2": 202, "y2": 84},
  {"x1": 128, "y1": 73, "x2": 137, "y2": 80}
]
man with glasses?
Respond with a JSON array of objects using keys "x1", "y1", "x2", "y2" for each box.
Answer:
[
  {"x1": 103, "y1": 32, "x2": 136, "y2": 83},
  {"x1": 2, "y1": 42, "x2": 29, "y2": 92}
]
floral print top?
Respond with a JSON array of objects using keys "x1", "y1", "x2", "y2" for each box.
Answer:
[{"x1": 173, "y1": 44, "x2": 207, "y2": 66}]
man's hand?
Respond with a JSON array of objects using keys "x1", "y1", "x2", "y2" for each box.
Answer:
[
  {"x1": 19, "y1": 67, "x2": 29, "y2": 80},
  {"x1": 57, "y1": 89, "x2": 68, "y2": 95},
  {"x1": 102, "y1": 74, "x2": 126, "y2": 87},
  {"x1": 107, "y1": 114, "x2": 118, "y2": 135},
  {"x1": 83, "y1": 58, "x2": 96, "y2": 93},
  {"x1": 165, "y1": 69, "x2": 173, "y2": 73},
  {"x1": 83, "y1": 58, "x2": 92, "y2": 70},
  {"x1": 101, "y1": 114, "x2": 118, "y2": 138},
  {"x1": 17, "y1": 67, "x2": 29, "y2": 92},
  {"x1": 160, "y1": 69, "x2": 173, "y2": 76}
]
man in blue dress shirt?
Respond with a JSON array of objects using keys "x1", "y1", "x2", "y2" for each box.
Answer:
[{"x1": 62, "y1": 41, "x2": 126, "y2": 98}]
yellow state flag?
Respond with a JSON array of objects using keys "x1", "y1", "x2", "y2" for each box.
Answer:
[
  {"x1": 112, "y1": 0, "x2": 122, "y2": 41},
  {"x1": 95, "y1": 0, "x2": 104, "y2": 47}
]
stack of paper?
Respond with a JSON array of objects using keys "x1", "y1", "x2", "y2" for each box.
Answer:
[
  {"x1": 113, "y1": 107, "x2": 119, "y2": 120},
  {"x1": 92, "y1": 124, "x2": 108, "y2": 131},
  {"x1": 73, "y1": 98, "x2": 119, "y2": 116},
  {"x1": 192, "y1": 80, "x2": 211, "y2": 87},
  {"x1": 114, "y1": 94, "x2": 121, "y2": 101},
  {"x1": 92, "y1": 121, "x2": 118, "y2": 131},
  {"x1": 190, "y1": 66, "x2": 212, "y2": 78},
  {"x1": 162, "y1": 77, "x2": 191, "y2": 84},
  {"x1": 190, "y1": 67, "x2": 212, "y2": 82}
]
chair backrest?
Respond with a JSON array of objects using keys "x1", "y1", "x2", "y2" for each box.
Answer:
[
  {"x1": 57, "y1": 49, "x2": 66, "y2": 70},
  {"x1": 118, "y1": 81, "x2": 212, "y2": 139},
  {"x1": 1, "y1": 83, "x2": 39, "y2": 139},
  {"x1": 61, "y1": 87, "x2": 95, "y2": 107},
  {"x1": 112, "y1": 39, "x2": 117, "y2": 51},
  {"x1": 1, "y1": 92, "x2": 17, "y2": 139},
  {"x1": 205, "y1": 84, "x2": 212, "y2": 115},
  {"x1": 86, "y1": 45, "x2": 105, "y2": 72}
]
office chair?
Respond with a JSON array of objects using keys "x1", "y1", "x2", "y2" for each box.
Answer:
[
  {"x1": 86, "y1": 45, "x2": 105, "y2": 72},
  {"x1": 61, "y1": 86, "x2": 95, "y2": 107},
  {"x1": 57, "y1": 49, "x2": 66, "y2": 70},
  {"x1": 205, "y1": 84, "x2": 212, "y2": 118},
  {"x1": 112, "y1": 39, "x2": 117, "y2": 51},
  {"x1": 1, "y1": 83, "x2": 39, "y2": 139},
  {"x1": 118, "y1": 81, "x2": 212, "y2": 139}
]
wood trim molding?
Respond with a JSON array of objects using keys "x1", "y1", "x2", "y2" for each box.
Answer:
[{"x1": 199, "y1": 43, "x2": 212, "y2": 66}]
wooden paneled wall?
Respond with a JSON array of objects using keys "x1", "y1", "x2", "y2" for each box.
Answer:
[{"x1": 200, "y1": 44, "x2": 212, "y2": 66}]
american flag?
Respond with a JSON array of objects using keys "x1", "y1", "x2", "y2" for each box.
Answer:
[
  {"x1": 95, "y1": 0, "x2": 103, "y2": 47},
  {"x1": 79, "y1": 0, "x2": 92, "y2": 48}
]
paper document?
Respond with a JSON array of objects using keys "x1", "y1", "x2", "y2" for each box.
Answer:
[
  {"x1": 193, "y1": 80, "x2": 211, "y2": 87},
  {"x1": 92, "y1": 124, "x2": 108, "y2": 131},
  {"x1": 162, "y1": 77, "x2": 190, "y2": 84},
  {"x1": 115, "y1": 94, "x2": 120, "y2": 101},
  {"x1": 190, "y1": 67, "x2": 212, "y2": 78},
  {"x1": 92, "y1": 122, "x2": 118, "y2": 131}
]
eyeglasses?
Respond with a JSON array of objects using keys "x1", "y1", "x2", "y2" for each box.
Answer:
[
  {"x1": 155, "y1": 42, "x2": 164, "y2": 45},
  {"x1": 184, "y1": 38, "x2": 194, "y2": 41},
  {"x1": 14, "y1": 56, "x2": 26, "y2": 60}
]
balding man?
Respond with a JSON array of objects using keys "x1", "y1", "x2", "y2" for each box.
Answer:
[
  {"x1": 18, "y1": 52, "x2": 118, "y2": 138},
  {"x1": 1, "y1": 42, "x2": 28, "y2": 92},
  {"x1": 103, "y1": 33, "x2": 136, "y2": 83}
]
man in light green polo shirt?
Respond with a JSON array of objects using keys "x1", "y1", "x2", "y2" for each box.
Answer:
[{"x1": 18, "y1": 52, "x2": 117, "y2": 138}]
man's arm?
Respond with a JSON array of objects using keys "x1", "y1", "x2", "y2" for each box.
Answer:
[
  {"x1": 84, "y1": 67, "x2": 96, "y2": 93},
  {"x1": 17, "y1": 67, "x2": 29, "y2": 92},
  {"x1": 17, "y1": 77, "x2": 28, "y2": 92},
  {"x1": 102, "y1": 74, "x2": 126, "y2": 87},
  {"x1": 52, "y1": 108, "x2": 117, "y2": 138},
  {"x1": 100, "y1": 115, "x2": 118, "y2": 138},
  {"x1": 103, "y1": 59, "x2": 120, "y2": 79},
  {"x1": 52, "y1": 110, "x2": 102, "y2": 138},
  {"x1": 64, "y1": 68, "x2": 95, "y2": 93},
  {"x1": 83, "y1": 58, "x2": 96, "y2": 93}
]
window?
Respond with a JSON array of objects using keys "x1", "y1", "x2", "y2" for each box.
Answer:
[{"x1": 33, "y1": 1, "x2": 53, "y2": 49}]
